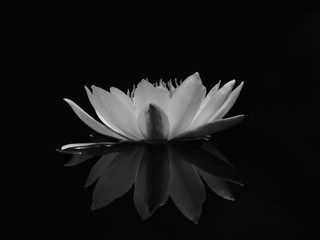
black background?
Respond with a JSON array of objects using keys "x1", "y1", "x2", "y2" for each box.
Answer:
[{"x1": 4, "y1": 1, "x2": 320, "y2": 239}]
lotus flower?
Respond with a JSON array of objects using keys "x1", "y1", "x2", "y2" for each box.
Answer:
[{"x1": 64, "y1": 72, "x2": 244, "y2": 146}]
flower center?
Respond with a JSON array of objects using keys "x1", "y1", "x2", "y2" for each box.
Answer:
[{"x1": 137, "y1": 103, "x2": 170, "y2": 141}]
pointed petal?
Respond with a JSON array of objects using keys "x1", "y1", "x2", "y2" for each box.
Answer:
[
  {"x1": 188, "y1": 80, "x2": 235, "y2": 130},
  {"x1": 133, "y1": 80, "x2": 170, "y2": 116},
  {"x1": 60, "y1": 142, "x2": 118, "y2": 151},
  {"x1": 187, "y1": 146, "x2": 244, "y2": 186},
  {"x1": 64, "y1": 154, "x2": 95, "y2": 167},
  {"x1": 166, "y1": 73, "x2": 206, "y2": 139},
  {"x1": 85, "y1": 87, "x2": 125, "y2": 135},
  {"x1": 175, "y1": 115, "x2": 246, "y2": 139},
  {"x1": 134, "y1": 145, "x2": 170, "y2": 220},
  {"x1": 195, "y1": 80, "x2": 221, "y2": 117},
  {"x1": 168, "y1": 147, "x2": 206, "y2": 224},
  {"x1": 198, "y1": 168, "x2": 235, "y2": 201},
  {"x1": 92, "y1": 86, "x2": 143, "y2": 140},
  {"x1": 91, "y1": 146, "x2": 143, "y2": 210},
  {"x1": 154, "y1": 85, "x2": 171, "y2": 110},
  {"x1": 85, "y1": 152, "x2": 118, "y2": 188},
  {"x1": 201, "y1": 141, "x2": 233, "y2": 167},
  {"x1": 64, "y1": 98, "x2": 128, "y2": 140},
  {"x1": 110, "y1": 87, "x2": 135, "y2": 114},
  {"x1": 209, "y1": 82, "x2": 244, "y2": 121},
  {"x1": 137, "y1": 104, "x2": 170, "y2": 140}
]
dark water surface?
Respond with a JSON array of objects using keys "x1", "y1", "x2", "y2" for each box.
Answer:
[{"x1": 4, "y1": 1, "x2": 319, "y2": 239}]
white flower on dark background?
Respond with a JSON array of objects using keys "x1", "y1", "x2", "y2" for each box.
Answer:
[{"x1": 63, "y1": 73, "x2": 244, "y2": 148}]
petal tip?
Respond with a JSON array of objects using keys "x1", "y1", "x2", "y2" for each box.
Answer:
[{"x1": 227, "y1": 79, "x2": 236, "y2": 85}]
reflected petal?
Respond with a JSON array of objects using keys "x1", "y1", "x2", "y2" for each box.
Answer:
[
  {"x1": 198, "y1": 168, "x2": 235, "y2": 201},
  {"x1": 188, "y1": 146, "x2": 244, "y2": 186},
  {"x1": 175, "y1": 115, "x2": 246, "y2": 139},
  {"x1": 64, "y1": 154, "x2": 95, "y2": 167},
  {"x1": 137, "y1": 104, "x2": 170, "y2": 140},
  {"x1": 166, "y1": 73, "x2": 206, "y2": 139},
  {"x1": 134, "y1": 145, "x2": 170, "y2": 219},
  {"x1": 85, "y1": 152, "x2": 118, "y2": 188},
  {"x1": 201, "y1": 141, "x2": 233, "y2": 167},
  {"x1": 91, "y1": 146, "x2": 143, "y2": 210},
  {"x1": 64, "y1": 99, "x2": 128, "y2": 141},
  {"x1": 168, "y1": 146, "x2": 206, "y2": 224}
]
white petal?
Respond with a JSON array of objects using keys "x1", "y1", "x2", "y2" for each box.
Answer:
[
  {"x1": 92, "y1": 86, "x2": 143, "y2": 140},
  {"x1": 154, "y1": 85, "x2": 171, "y2": 109},
  {"x1": 209, "y1": 82, "x2": 244, "y2": 122},
  {"x1": 137, "y1": 103, "x2": 170, "y2": 140},
  {"x1": 63, "y1": 98, "x2": 128, "y2": 141},
  {"x1": 133, "y1": 80, "x2": 170, "y2": 116},
  {"x1": 166, "y1": 72, "x2": 206, "y2": 139},
  {"x1": 61, "y1": 142, "x2": 110, "y2": 151},
  {"x1": 110, "y1": 87, "x2": 135, "y2": 115},
  {"x1": 194, "y1": 80, "x2": 221, "y2": 118},
  {"x1": 188, "y1": 80, "x2": 235, "y2": 130},
  {"x1": 174, "y1": 115, "x2": 246, "y2": 139},
  {"x1": 85, "y1": 86, "x2": 124, "y2": 134}
]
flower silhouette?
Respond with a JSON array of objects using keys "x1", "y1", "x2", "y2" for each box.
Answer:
[
  {"x1": 60, "y1": 141, "x2": 243, "y2": 224},
  {"x1": 63, "y1": 73, "x2": 244, "y2": 147}
]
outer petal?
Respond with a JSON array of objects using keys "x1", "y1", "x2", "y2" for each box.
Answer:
[
  {"x1": 64, "y1": 98, "x2": 128, "y2": 141},
  {"x1": 194, "y1": 80, "x2": 221, "y2": 118},
  {"x1": 168, "y1": 147, "x2": 206, "y2": 224},
  {"x1": 92, "y1": 86, "x2": 143, "y2": 140},
  {"x1": 188, "y1": 80, "x2": 235, "y2": 130},
  {"x1": 209, "y1": 82, "x2": 244, "y2": 122},
  {"x1": 174, "y1": 115, "x2": 246, "y2": 139},
  {"x1": 137, "y1": 103, "x2": 170, "y2": 140},
  {"x1": 133, "y1": 80, "x2": 170, "y2": 116},
  {"x1": 85, "y1": 87, "x2": 124, "y2": 135},
  {"x1": 166, "y1": 73, "x2": 206, "y2": 139},
  {"x1": 61, "y1": 142, "x2": 119, "y2": 151}
]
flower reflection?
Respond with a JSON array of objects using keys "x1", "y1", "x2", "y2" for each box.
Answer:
[{"x1": 59, "y1": 140, "x2": 243, "y2": 224}]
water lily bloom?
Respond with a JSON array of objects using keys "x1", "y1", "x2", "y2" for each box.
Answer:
[{"x1": 64, "y1": 72, "x2": 244, "y2": 145}]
